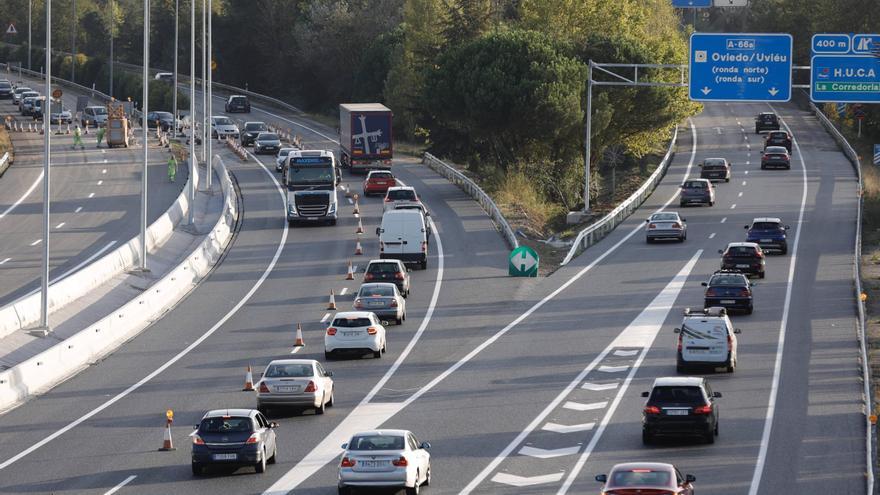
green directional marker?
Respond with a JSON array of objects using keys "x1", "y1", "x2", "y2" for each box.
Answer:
[{"x1": 509, "y1": 246, "x2": 539, "y2": 277}]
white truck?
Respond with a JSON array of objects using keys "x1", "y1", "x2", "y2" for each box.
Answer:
[{"x1": 284, "y1": 150, "x2": 340, "y2": 226}]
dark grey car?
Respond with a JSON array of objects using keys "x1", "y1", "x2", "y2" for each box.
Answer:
[
  {"x1": 254, "y1": 132, "x2": 281, "y2": 155},
  {"x1": 191, "y1": 409, "x2": 278, "y2": 475},
  {"x1": 679, "y1": 179, "x2": 715, "y2": 207}
]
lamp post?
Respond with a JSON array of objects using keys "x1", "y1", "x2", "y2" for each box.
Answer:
[
  {"x1": 109, "y1": 0, "x2": 115, "y2": 97},
  {"x1": 140, "y1": 0, "x2": 150, "y2": 271},
  {"x1": 27, "y1": 0, "x2": 32, "y2": 71},
  {"x1": 206, "y1": 0, "x2": 212, "y2": 190},
  {"x1": 38, "y1": 0, "x2": 52, "y2": 334},
  {"x1": 189, "y1": 0, "x2": 197, "y2": 225},
  {"x1": 172, "y1": 0, "x2": 178, "y2": 138},
  {"x1": 71, "y1": 0, "x2": 77, "y2": 82},
  {"x1": 201, "y1": 0, "x2": 206, "y2": 164}
]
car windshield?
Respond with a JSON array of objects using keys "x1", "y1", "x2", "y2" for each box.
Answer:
[
  {"x1": 154, "y1": 112, "x2": 173, "y2": 119},
  {"x1": 264, "y1": 363, "x2": 313, "y2": 378},
  {"x1": 258, "y1": 133, "x2": 279, "y2": 141},
  {"x1": 759, "y1": 114, "x2": 777, "y2": 122},
  {"x1": 246, "y1": 123, "x2": 267, "y2": 131},
  {"x1": 368, "y1": 263, "x2": 401, "y2": 274},
  {"x1": 727, "y1": 246, "x2": 758, "y2": 257},
  {"x1": 765, "y1": 147, "x2": 787, "y2": 154},
  {"x1": 704, "y1": 159, "x2": 725, "y2": 166},
  {"x1": 370, "y1": 172, "x2": 393, "y2": 180},
  {"x1": 0, "y1": 82, "x2": 11, "y2": 89},
  {"x1": 214, "y1": 117, "x2": 232, "y2": 125},
  {"x1": 289, "y1": 166, "x2": 333, "y2": 183},
  {"x1": 650, "y1": 386, "x2": 705, "y2": 405},
  {"x1": 610, "y1": 470, "x2": 671, "y2": 488},
  {"x1": 387, "y1": 189, "x2": 416, "y2": 201},
  {"x1": 199, "y1": 416, "x2": 252, "y2": 433},
  {"x1": 710, "y1": 275, "x2": 745, "y2": 286},
  {"x1": 231, "y1": 97, "x2": 246, "y2": 104},
  {"x1": 752, "y1": 222, "x2": 781, "y2": 230},
  {"x1": 348, "y1": 435, "x2": 405, "y2": 451},
  {"x1": 332, "y1": 317, "x2": 372, "y2": 328},
  {"x1": 651, "y1": 213, "x2": 678, "y2": 221},
  {"x1": 359, "y1": 285, "x2": 394, "y2": 297},
  {"x1": 278, "y1": 149, "x2": 294, "y2": 157},
  {"x1": 15, "y1": 88, "x2": 31, "y2": 93},
  {"x1": 683, "y1": 181, "x2": 706, "y2": 189},
  {"x1": 91, "y1": 107, "x2": 107, "y2": 115}
]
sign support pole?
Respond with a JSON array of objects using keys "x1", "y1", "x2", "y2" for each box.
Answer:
[
  {"x1": 189, "y1": 0, "x2": 196, "y2": 224},
  {"x1": 206, "y1": 0, "x2": 212, "y2": 191},
  {"x1": 583, "y1": 60, "x2": 593, "y2": 213},
  {"x1": 140, "y1": 0, "x2": 149, "y2": 272},
  {"x1": 172, "y1": 0, "x2": 178, "y2": 139},
  {"x1": 38, "y1": 0, "x2": 52, "y2": 334}
]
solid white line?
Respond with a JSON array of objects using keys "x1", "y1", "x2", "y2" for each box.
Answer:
[
  {"x1": 103, "y1": 475, "x2": 136, "y2": 495},
  {"x1": 745, "y1": 169, "x2": 750, "y2": 173},
  {"x1": 290, "y1": 347, "x2": 302, "y2": 355},
  {"x1": 102, "y1": 168, "x2": 107, "y2": 174},
  {"x1": 0, "y1": 148, "x2": 290, "y2": 471},
  {"x1": 747, "y1": 107, "x2": 809, "y2": 495},
  {"x1": 339, "y1": 287, "x2": 348, "y2": 296},
  {"x1": 0, "y1": 171, "x2": 44, "y2": 222},
  {"x1": 30, "y1": 239, "x2": 41, "y2": 246},
  {"x1": 743, "y1": 181, "x2": 747, "y2": 186},
  {"x1": 74, "y1": 206, "x2": 83, "y2": 213},
  {"x1": 55, "y1": 222, "x2": 65, "y2": 229},
  {"x1": 320, "y1": 313, "x2": 330, "y2": 323},
  {"x1": 347, "y1": 197, "x2": 353, "y2": 204},
  {"x1": 709, "y1": 233, "x2": 716, "y2": 239},
  {"x1": 0, "y1": 258, "x2": 10, "y2": 265},
  {"x1": 88, "y1": 192, "x2": 95, "y2": 198}
]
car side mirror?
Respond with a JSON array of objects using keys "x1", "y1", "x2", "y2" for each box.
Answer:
[
  {"x1": 269, "y1": 422, "x2": 279, "y2": 429},
  {"x1": 673, "y1": 327, "x2": 681, "y2": 333},
  {"x1": 595, "y1": 474, "x2": 608, "y2": 483},
  {"x1": 420, "y1": 441, "x2": 431, "y2": 450},
  {"x1": 407, "y1": 268, "x2": 411, "y2": 272},
  {"x1": 713, "y1": 392, "x2": 723, "y2": 398},
  {"x1": 376, "y1": 227, "x2": 382, "y2": 236},
  {"x1": 193, "y1": 425, "x2": 199, "y2": 430},
  {"x1": 701, "y1": 282, "x2": 708, "y2": 287},
  {"x1": 682, "y1": 218, "x2": 686, "y2": 222},
  {"x1": 718, "y1": 249, "x2": 724, "y2": 254},
  {"x1": 734, "y1": 328, "x2": 742, "y2": 334},
  {"x1": 326, "y1": 371, "x2": 334, "y2": 377},
  {"x1": 425, "y1": 211, "x2": 430, "y2": 216},
  {"x1": 785, "y1": 225, "x2": 791, "y2": 230},
  {"x1": 641, "y1": 391, "x2": 649, "y2": 397},
  {"x1": 341, "y1": 443, "x2": 349, "y2": 449},
  {"x1": 744, "y1": 225, "x2": 749, "y2": 229},
  {"x1": 698, "y1": 163, "x2": 703, "y2": 167},
  {"x1": 686, "y1": 474, "x2": 696, "y2": 483},
  {"x1": 645, "y1": 219, "x2": 650, "y2": 223}
]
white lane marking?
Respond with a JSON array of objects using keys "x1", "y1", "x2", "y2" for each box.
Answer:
[
  {"x1": 746, "y1": 160, "x2": 751, "y2": 165},
  {"x1": 721, "y1": 217, "x2": 727, "y2": 223},
  {"x1": 737, "y1": 121, "x2": 742, "y2": 126},
  {"x1": 581, "y1": 382, "x2": 618, "y2": 391},
  {"x1": 731, "y1": 204, "x2": 737, "y2": 209},
  {"x1": 290, "y1": 346, "x2": 302, "y2": 355},
  {"x1": 597, "y1": 365, "x2": 628, "y2": 373},
  {"x1": 0, "y1": 171, "x2": 44, "y2": 222},
  {"x1": 744, "y1": 135, "x2": 749, "y2": 141},
  {"x1": 745, "y1": 170, "x2": 750, "y2": 174},
  {"x1": 709, "y1": 233, "x2": 716, "y2": 239},
  {"x1": 465, "y1": 251, "x2": 702, "y2": 494},
  {"x1": 30, "y1": 239, "x2": 41, "y2": 246},
  {"x1": 715, "y1": 127, "x2": 722, "y2": 134},
  {"x1": 738, "y1": 192, "x2": 743, "y2": 198},
  {"x1": 103, "y1": 159, "x2": 108, "y2": 163},
  {"x1": 88, "y1": 193, "x2": 95, "y2": 198},
  {"x1": 103, "y1": 475, "x2": 137, "y2": 495},
  {"x1": 0, "y1": 148, "x2": 290, "y2": 471},
  {"x1": 320, "y1": 313, "x2": 331, "y2": 323},
  {"x1": 519, "y1": 445, "x2": 581, "y2": 459},
  {"x1": 263, "y1": 119, "x2": 698, "y2": 495},
  {"x1": 102, "y1": 168, "x2": 107, "y2": 174},
  {"x1": 492, "y1": 473, "x2": 565, "y2": 487},
  {"x1": 339, "y1": 287, "x2": 348, "y2": 296},
  {"x1": 97, "y1": 180, "x2": 103, "y2": 185},
  {"x1": 74, "y1": 206, "x2": 83, "y2": 213},
  {"x1": 101, "y1": 149, "x2": 106, "y2": 154},
  {"x1": 542, "y1": 422, "x2": 596, "y2": 434},
  {"x1": 352, "y1": 265, "x2": 358, "y2": 274},
  {"x1": 743, "y1": 181, "x2": 747, "y2": 186},
  {"x1": 747, "y1": 107, "x2": 809, "y2": 495},
  {"x1": 563, "y1": 401, "x2": 608, "y2": 412},
  {"x1": 0, "y1": 258, "x2": 10, "y2": 265},
  {"x1": 612, "y1": 349, "x2": 638, "y2": 357},
  {"x1": 347, "y1": 197, "x2": 353, "y2": 204},
  {"x1": 55, "y1": 222, "x2": 65, "y2": 229}
]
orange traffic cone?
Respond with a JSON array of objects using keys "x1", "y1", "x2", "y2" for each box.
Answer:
[
  {"x1": 242, "y1": 365, "x2": 255, "y2": 391},
  {"x1": 159, "y1": 420, "x2": 176, "y2": 451},
  {"x1": 294, "y1": 323, "x2": 305, "y2": 347},
  {"x1": 84, "y1": 124, "x2": 89, "y2": 134},
  {"x1": 346, "y1": 261, "x2": 355, "y2": 280},
  {"x1": 356, "y1": 218, "x2": 364, "y2": 234},
  {"x1": 345, "y1": 184, "x2": 352, "y2": 198},
  {"x1": 353, "y1": 200, "x2": 360, "y2": 216},
  {"x1": 328, "y1": 290, "x2": 337, "y2": 310},
  {"x1": 354, "y1": 240, "x2": 363, "y2": 255}
]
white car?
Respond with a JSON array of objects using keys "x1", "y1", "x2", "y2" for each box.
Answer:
[
  {"x1": 256, "y1": 359, "x2": 335, "y2": 415},
  {"x1": 645, "y1": 211, "x2": 686, "y2": 243},
  {"x1": 674, "y1": 307, "x2": 740, "y2": 373},
  {"x1": 383, "y1": 186, "x2": 421, "y2": 213},
  {"x1": 338, "y1": 429, "x2": 431, "y2": 495},
  {"x1": 49, "y1": 108, "x2": 73, "y2": 124},
  {"x1": 211, "y1": 115, "x2": 240, "y2": 139},
  {"x1": 276, "y1": 147, "x2": 297, "y2": 172},
  {"x1": 82, "y1": 105, "x2": 108, "y2": 127},
  {"x1": 325, "y1": 311, "x2": 387, "y2": 359}
]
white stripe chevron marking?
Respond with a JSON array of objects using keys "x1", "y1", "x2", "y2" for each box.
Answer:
[
  {"x1": 581, "y1": 382, "x2": 618, "y2": 391},
  {"x1": 492, "y1": 472, "x2": 565, "y2": 487},
  {"x1": 519, "y1": 445, "x2": 581, "y2": 459},
  {"x1": 563, "y1": 401, "x2": 608, "y2": 412},
  {"x1": 598, "y1": 365, "x2": 628, "y2": 373},
  {"x1": 612, "y1": 349, "x2": 638, "y2": 357},
  {"x1": 542, "y1": 422, "x2": 596, "y2": 434}
]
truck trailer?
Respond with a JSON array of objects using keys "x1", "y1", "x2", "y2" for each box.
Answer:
[{"x1": 339, "y1": 103, "x2": 393, "y2": 173}]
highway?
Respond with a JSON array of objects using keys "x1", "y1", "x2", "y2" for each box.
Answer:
[
  {"x1": 0, "y1": 93, "x2": 865, "y2": 495},
  {"x1": 0, "y1": 75, "x2": 186, "y2": 306}
]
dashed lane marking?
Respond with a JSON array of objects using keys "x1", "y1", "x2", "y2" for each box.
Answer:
[
  {"x1": 709, "y1": 233, "x2": 716, "y2": 239},
  {"x1": 30, "y1": 239, "x2": 41, "y2": 246},
  {"x1": 320, "y1": 313, "x2": 330, "y2": 323},
  {"x1": 102, "y1": 475, "x2": 137, "y2": 495},
  {"x1": 721, "y1": 217, "x2": 727, "y2": 223},
  {"x1": 563, "y1": 401, "x2": 608, "y2": 412},
  {"x1": 0, "y1": 258, "x2": 10, "y2": 265},
  {"x1": 74, "y1": 206, "x2": 83, "y2": 213},
  {"x1": 339, "y1": 287, "x2": 348, "y2": 296},
  {"x1": 597, "y1": 365, "x2": 628, "y2": 373},
  {"x1": 581, "y1": 382, "x2": 618, "y2": 391},
  {"x1": 88, "y1": 193, "x2": 95, "y2": 198},
  {"x1": 519, "y1": 445, "x2": 581, "y2": 459},
  {"x1": 738, "y1": 192, "x2": 743, "y2": 198},
  {"x1": 542, "y1": 422, "x2": 596, "y2": 434},
  {"x1": 492, "y1": 473, "x2": 565, "y2": 487},
  {"x1": 612, "y1": 349, "x2": 638, "y2": 357},
  {"x1": 731, "y1": 204, "x2": 737, "y2": 209},
  {"x1": 55, "y1": 222, "x2": 65, "y2": 229}
]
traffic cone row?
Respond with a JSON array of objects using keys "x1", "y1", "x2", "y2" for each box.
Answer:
[
  {"x1": 353, "y1": 200, "x2": 360, "y2": 215},
  {"x1": 83, "y1": 124, "x2": 89, "y2": 134},
  {"x1": 354, "y1": 239, "x2": 363, "y2": 255},
  {"x1": 346, "y1": 260, "x2": 355, "y2": 280},
  {"x1": 356, "y1": 218, "x2": 364, "y2": 234},
  {"x1": 344, "y1": 184, "x2": 352, "y2": 198},
  {"x1": 226, "y1": 137, "x2": 248, "y2": 162},
  {"x1": 65, "y1": 123, "x2": 71, "y2": 134}
]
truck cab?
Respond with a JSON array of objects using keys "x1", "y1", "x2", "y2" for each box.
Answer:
[{"x1": 284, "y1": 150, "x2": 340, "y2": 226}]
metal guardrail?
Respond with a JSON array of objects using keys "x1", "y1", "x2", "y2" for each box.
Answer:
[
  {"x1": 560, "y1": 126, "x2": 678, "y2": 266},
  {"x1": 423, "y1": 153, "x2": 518, "y2": 250},
  {"x1": 810, "y1": 102, "x2": 875, "y2": 495}
]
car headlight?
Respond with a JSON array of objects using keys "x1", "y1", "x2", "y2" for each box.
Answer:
[
  {"x1": 328, "y1": 202, "x2": 337, "y2": 214},
  {"x1": 288, "y1": 203, "x2": 296, "y2": 215}
]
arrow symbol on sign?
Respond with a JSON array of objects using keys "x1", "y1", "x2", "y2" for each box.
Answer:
[
  {"x1": 701, "y1": 86, "x2": 712, "y2": 95},
  {"x1": 768, "y1": 87, "x2": 779, "y2": 96}
]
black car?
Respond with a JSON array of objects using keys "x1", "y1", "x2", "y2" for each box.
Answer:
[
  {"x1": 241, "y1": 121, "x2": 268, "y2": 146},
  {"x1": 702, "y1": 270, "x2": 753, "y2": 314},
  {"x1": 142, "y1": 111, "x2": 175, "y2": 131},
  {"x1": 191, "y1": 409, "x2": 278, "y2": 475},
  {"x1": 226, "y1": 95, "x2": 251, "y2": 113},
  {"x1": 0, "y1": 81, "x2": 13, "y2": 99},
  {"x1": 764, "y1": 130, "x2": 792, "y2": 152},
  {"x1": 755, "y1": 112, "x2": 780, "y2": 133},
  {"x1": 760, "y1": 146, "x2": 791, "y2": 170},
  {"x1": 642, "y1": 376, "x2": 721, "y2": 444},
  {"x1": 699, "y1": 157, "x2": 730, "y2": 182},
  {"x1": 719, "y1": 242, "x2": 765, "y2": 278}
]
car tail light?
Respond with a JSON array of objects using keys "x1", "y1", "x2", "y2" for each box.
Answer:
[
  {"x1": 390, "y1": 299, "x2": 398, "y2": 307},
  {"x1": 341, "y1": 457, "x2": 356, "y2": 467},
  {"x1": 644, "y1": 405, "x2": 661, "y2": 415},
  {"x1": 648, "y1": 223, "x2": 656, "y2": 229},
  {"x1": 740, "y1": 288, "x2": 751, "y2": 296},
  {"x1": 728, "y1": 334, "x2": 733, "y2": 347},
  {"x1": 392, "y1": 456, "x2": 408, "y2": 467},
  {"x1": 192, "y1": 434, "x2": 205, "y2": 445},
  {"x1": 705, "y1": 288, "x2": 718, "y2": 297},
  {"x1": 354, "y1": 299, "x2": 364, "y2": 309},
  {"x1": 671, "y1": 222, "x2": 681, "y2": 229},
  {"x1": 364, "y1": 273, "x2": 374, "y2": 281},
  {"x1": 756, "y1": 250, "x2": 765, "y2": 258},
  {"x1": 259, "y1": 382, "x2": 270, "y2": 393},
  {"x1": 394, "y1": 272, "x2": 404, "y2": 280},
  {"x1": 421, "y1": 241, "x2": 427, "y2": 253},
  {"x1": 246, "y1": 433, "x2": 260, "y2": 444},
  {"x1": 367, "y1": 327, "x2": 378, "y2": 335},
  {"x1": 304, "y1": 381, "x2": 317, "y2": 393},
  {"x1": 384, "y1": 197, "x2": 392, "y2": 202},
  {"x1": 677, "y1": 335, "x2": 683, "y2": 352},
  {"x1": 327, "y1": 327, "x2": 337, "y2": 336},
  {"x1": 693, "y1": 404, "x2": 713, "y2": 415}
]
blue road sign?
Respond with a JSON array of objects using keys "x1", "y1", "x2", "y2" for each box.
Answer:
[
  {"x1": 812, "y1": 34, "x2": 850, "y2": 54},
  {"x1": 672, "y1": 0, "x2": 711, "y2": 7},
  {"x1": 689, "y1": 33, "x2": 793, "y2": 102},
  {"x1": 852, "y1": 34, "x2": 880, "y2": 54},
  {"x1": 811, "y1": 55, "x2": 880, "y2": 103}
]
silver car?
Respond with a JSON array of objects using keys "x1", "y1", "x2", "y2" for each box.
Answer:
[
  {"x1": 354, "y1": 283, "x2": 406, "y2": 325},
  {"x1": 645, "y1": 211, "x2": 687, "y2": 243},
  {"x1": 211, "y1": 115, "x2": 240, "y2": 139},
  {"x1": 256, "y1": 359, "x2": 335, "y2": 415},
  {"x1": 12, "y1": 87, "x2": 32, "y2": 105},
  {"x1": 254, "y1": 132, "x2": 281, "y2": 154},
  {"x1": 276, "y1": 147, "x2": 297, "y2": 172},
  {"x1": 338, "y1": 429, "x2": 431, "y2": 495}
]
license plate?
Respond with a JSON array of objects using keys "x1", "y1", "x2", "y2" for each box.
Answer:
[
  {"x1": 276, "y1": 385, "x2": 299, "y2": 392},
  {"x1": 687, "y1": 349, "x2": 709, "y2": 354},
  {"x1": 213, "y1": 453, "x2": 237, "y2": 461},
  {"x1": 343, "y1": 331, "x2": 359, "y2": 336},
  {"x1": 736, "y1": 264, "x2": 749, "y2": 268},
  {"x1": 720, "y1": 300, "x2": 735, "y2": 304},
  {"x1": 360, "y1": 460, "x2": 388, "y2": 468},
  {"x1": 369, "y1": 301, "x2": 384, "y2": 306},
  {"x1": 760, "y1": 239, "x2": 772, "y2": 243},
  {"x1": 666, "y1": 409, "x2": 688, "y2": 416}
]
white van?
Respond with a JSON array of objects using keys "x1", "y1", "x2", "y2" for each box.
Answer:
[
  {"x1": 377, "y1": 209, "x2": 428, "y2": 269},
  {"x1": 674, "y1": 307, "x2": 740, "y2": 373}
]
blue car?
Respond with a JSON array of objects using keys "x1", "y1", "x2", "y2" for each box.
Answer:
[{"x1": 744, "y1": 217, "x2": 789, "y2": 255}]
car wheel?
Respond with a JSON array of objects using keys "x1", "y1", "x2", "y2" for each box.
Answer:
[
  {"x1": 424, "y1": 466, "x2": 431, "y2": 486},
  {"x1": 786, "y1": 165, "x2": 791, "y2": 170},
  {"x1": 420, "y1": 260, "x2": 427, "y2": 270},
  {"x1": 337, "y1": 487, "x2": 351, "y2": 495},
  {"x1": 761, "y1": 165, "x2": 766, "y2": 170},
  {"x1": 396, "y1": 317, "x2": 403, "y2": 325},
  {"x1": 646, "y1": 237, "x2": 653, "y2": 244},
  {"x1": 642, "y1": 429, "x2": 653, "y2": 445},
  {"x1": 330, "y1": 219, "x2": 337, "y2": 226},
  {"x1": 315, "y1": 395, "x2": 326, "y2": 415},
  {"x1": 705, "y1": 429, "x2": 716, "y2": 444},
  {"x1": 288, "y1": 220, "x2": 295, "y2": 228},
  {"x1": 255, "y1": 448, "x2": 267, "y2": 473},
  {"x1": 725, "y1": 177, "x2": 730, "y2": 183},
  {"x1": 268, "y1": 444, "x2": 277, "y2": 464},
  {"x1": 781, "y1": 247, "x2": 788, "y2": 255},
  {"x1": 192, "y1": 463, "x2": 203, "y2": 476},
  {"x1": 676, "y1": 363, "x2": 686, "y2": 374},
  {"x1": 374, "y1": 349, "x2": 382, "y2": 359},
  {"x1": 759, "y1": 272, "x2": 765, "y2": 279},
  {"x1": 324, "y1": 351, "x2": 332, "y2": 360},
  {"x1": 726, "y1": 359, "x2": 735, "y2": 373},
  {"x1": 403, "y1": 312, "x2": 407, "y2": 321},
  {"x1": 746, "y1": 305, "x2": 753, "y2": 315},
  {"x1": 327, "y1": 389, "x2": 335, "y2": 407},
  {"x1": 382, "y1": 340, "x2": 387, "y2": 353},
  {"x1": 405, "y1": 471, "x2": 420, "y2": 495},
  {"x1": 258, "y1": 405, "x2": 269, "y2": 416},
  {"x1": 679, "y1": 201, "x2": 686, "y2": 207},
  {"x1": 709, "y1": 201, "x2": 714, "y2": 207}
]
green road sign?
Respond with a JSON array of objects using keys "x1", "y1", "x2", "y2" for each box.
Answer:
[{"x1": 509, "y1": 246, "x2": 539, "y2": 277}]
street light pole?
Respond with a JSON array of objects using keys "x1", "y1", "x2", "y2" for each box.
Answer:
[
  {"x1": 71, "y1": 0, "x2": 77, "y2": 82},
  {"x1": 206, "y1": 0, "x2": 212, "y2": 190},
  {"x1": 140, "y1": 0, "x2": 150, "y2": 272},
  {"x1": 189, "y1": 0, "x2": 197, "y2": 224},
  {"x1": 583, "y1": 60, "x2": 593, "y2": 213},
  {"x1": 201, "y1": 0, "x2": 206, "y2": 164},
  {"x1": 109, "y1": 0, "x2": 115, "y2": 98},
  {"x1": 172, "y1": 0, "x2": 178, "y2": 138},
  {"x1": 38, "y1": 0, "x2": 52, "y2": 333},
  {"x1": 27, "y1": 0, "x2": 32, "y2": 70}
]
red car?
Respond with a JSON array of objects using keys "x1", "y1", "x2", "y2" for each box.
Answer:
[
  {"x1": 596, "y1": 462, "x2": 695, "y2": 495},
  {"x1": 363, "y1": 170, "x2": 397, "y2": 196}
]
